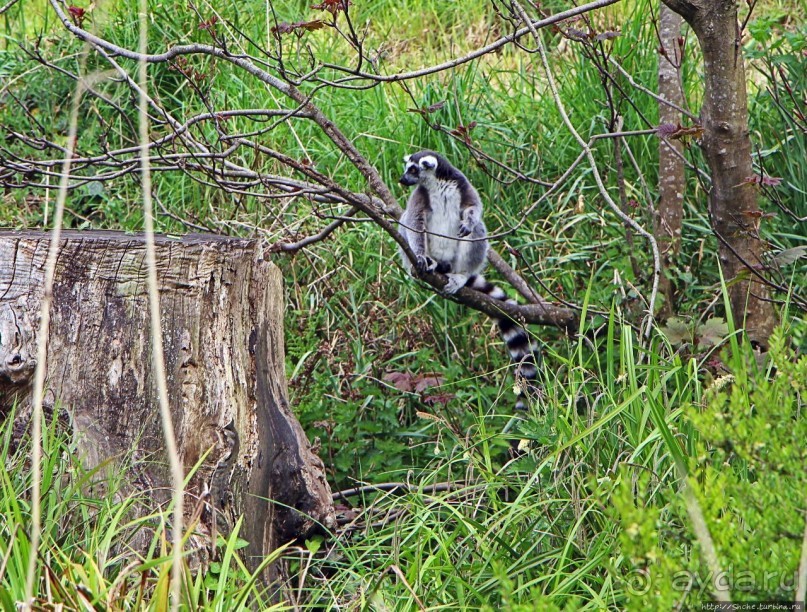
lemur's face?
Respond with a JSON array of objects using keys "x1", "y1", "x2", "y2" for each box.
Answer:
[{"x1": 400, "y1": 153, "x2": 438, "y2": 186}]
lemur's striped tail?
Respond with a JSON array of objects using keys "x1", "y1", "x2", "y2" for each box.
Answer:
[{"x1": 464, "y1": 275, "x2": 542, "y2": 411}]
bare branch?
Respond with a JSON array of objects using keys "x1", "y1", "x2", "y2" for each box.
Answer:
[
  {"x1": 272, "y1": 208, "x2": 359, "y2": 253},
  {"x1": 0, "y1": 0, "x2": 20, "y2": 15},
  {"x1": 608, "y1": 56, "x2": 698, "y2": 122},
  {"x1": 661, "y1": 0, "x2": 697, "y2": 21},
  {"x1": 488, "y1": 250, "x2": 546, "y2": 306},
  {"x1": 35, "y1": 0, "x2": 583, "y2": 329},
  {"x1": 511, "y1": 1, "x2": 662, "y2": 335},
  {"x1": 321, "y1": 0, "x2": 623, "y2": 84}
]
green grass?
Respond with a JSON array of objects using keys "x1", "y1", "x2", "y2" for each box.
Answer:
[
  {"x1": 1, "y1": 0, "x2": 806, "y2": 607},
  {"x1": 0, "y1": 408, "x2": 283, "y2": 608},
  {"x1": 294, "y1": 310, "x2": 807, "y2": 609},
  {"x1": 4, "y1": 307, "x2": 802, "y2": 608}
]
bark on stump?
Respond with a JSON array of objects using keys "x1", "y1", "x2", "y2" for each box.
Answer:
[{"x1": 0, "y1": 229, "x2": 335, "y2": 579}]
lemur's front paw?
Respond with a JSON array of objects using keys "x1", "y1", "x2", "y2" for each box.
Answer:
[
  {"x1": 415, "y1": 254, "x2": 438, "y2": 274},
  {"x1": 443, "y1": 274, "x2": 468, "y2": 294},
  {"x1": 458, "y1": 222, "x2": 473, "y2": 238}
]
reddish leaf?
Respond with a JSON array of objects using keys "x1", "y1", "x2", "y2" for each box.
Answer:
[
  {"x1": 272, "y1": 22, "x2": 294, "y2": 35},
  {"x1": 169, "y1": 56, "x2": 207, "y2": 83},
  {"x1": 594, "y1": 30, "x2": 621, "y2": 41},
  {"x1": 656, "y1": 122, "x2": 703, "y2": 140},
  {"x1": 672, "y1": 124, "x2": 703, "y2": 139},
  {"x1": 422, "y1": 393, "x2": 455, "y2": 407},
  {"x1": 271, "y1": 20, "x2": 325, "y2": 36},
  {"x1": 198, "y1": 15, "x2": 219, "y2": 30},
  {"x1": 383, "y1": 371, "x2": 414, "y2": 393},
  {"x1": 741, "y1": 175, "x2": 783, "y2": 187},
  {"x1": 68, "y1": 5, "x2": 86, "y2": 26},
  {"x1": 450, "y1": 121, "x2": 478, "y2": 143},
  {"x1": 740, "y1": 209, "x2": 775, "y2": 220},
  {"x1": 407, "y1": 101, "x2": 446, "y2": 116},
  {"x1": 656, "y1": 123, "x2": 678, "y2": 137},
  {"x1": 299, "y1": 20, "x2": 325, "y2": 31},
  {"x1": 311, "y1": 0, "x2": 350, "y2": 14},
  {"x1": 412, "y1": 373, "x2": 445, "y2": 393}
]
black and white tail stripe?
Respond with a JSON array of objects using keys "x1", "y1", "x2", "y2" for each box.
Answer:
[{"x1": 465, "y1": 275, "x2": 542, "y2": 410}]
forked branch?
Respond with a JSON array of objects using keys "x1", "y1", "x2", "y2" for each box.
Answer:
[{"x1": 35, "y1": 0, "x2": 584, "y2": 329}]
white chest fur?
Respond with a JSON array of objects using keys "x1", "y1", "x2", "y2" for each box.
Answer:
[{"x1": 426, "y1": 180, "x2": 461, "y2": 263}]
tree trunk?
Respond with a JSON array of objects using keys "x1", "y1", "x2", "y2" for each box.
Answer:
[
  {"x1": 662, "y1": 0, "x2": 776, "y2": 347},
  {"x1": 656, "y1": 3, "x2": 686, "y2": 319},
  {"x1": 0, "y1": 230, "x2": 335, "y2": 580}
]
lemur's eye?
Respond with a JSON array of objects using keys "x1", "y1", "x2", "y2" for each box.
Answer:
[{"x1": 407, "y1": 166, "x2": 418, "y2": 174}]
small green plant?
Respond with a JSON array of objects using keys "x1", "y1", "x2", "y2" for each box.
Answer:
[
  {"x1": 607, "y1": 323, "x2": 807, "y2": 608},
  {"x1": 0, "y1": 409, "x2": 277, "y2": 608}
]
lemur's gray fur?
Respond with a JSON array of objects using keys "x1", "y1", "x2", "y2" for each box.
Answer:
[{"x1": 398, "y1": 150, "x2": 541, "y2": 410}]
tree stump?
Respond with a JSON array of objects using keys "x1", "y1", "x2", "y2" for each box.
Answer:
[{"x1": 0, "y1": 230, "x2": 335, "y2": 578}]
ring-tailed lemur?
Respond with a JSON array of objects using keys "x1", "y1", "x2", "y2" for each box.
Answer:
[{"x1": 398, "y1": 150, "x2": 541, "y2": 410}]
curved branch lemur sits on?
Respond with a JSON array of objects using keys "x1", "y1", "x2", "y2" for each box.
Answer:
[{"x1": 398, "y1": 150, "x2": 542, "y2": 411}]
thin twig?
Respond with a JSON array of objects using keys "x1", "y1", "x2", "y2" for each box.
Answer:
[
  {"x1": 0, "y1": 0, "x2": 20, "y2": 15},
  {"x1": 512, "y1": 1, "x2": 661, "y2": 337},
  {"x1": 137, "y1": 3, "x2": 184, "y2": 608},
  {"x1": 488, "y1": 250, "x2": 545, "y2": 305},
  {"x1": 321, "y1": 0, "x2": 623, "y2": 84},
  {"x1": 23, "y1": 46, "x2": 88, "y2": 612},
  {"x1": 608, "y1": 55, "x2": 698, "y2": 122},
  {"x1": 613, "y1": 116, "x2": 641, "y2": 278},
  {"x1": 333, "y1": 481, "x2": 463, "y2": 501},
  {"x1": 274, "y1": 207, "x2": 359, "y2": 252}
]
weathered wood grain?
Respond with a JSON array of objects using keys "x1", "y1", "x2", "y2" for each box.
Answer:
[{"x1": 0, "y1": 229, "x2": 334, "y2": 579}]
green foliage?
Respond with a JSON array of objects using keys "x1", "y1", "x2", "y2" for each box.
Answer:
[
  {"x1": 747, "y1": 11, "x2": 807, "y2": 293},
  {"x1": 0, "y1": 409, "x2": 277, "y2": 608},
  {"x1": 688, "y1": 327, "x2": 806, "y2": 601},
  {"x1": 660, "y1": 315, "x2": 729, "y2": 349},
  {"x1": 1, "y1": 0, "x2": 806, "y2": 608},
  {"x1": 606, "y1": 323, "x2": 807, "y2": 608}
]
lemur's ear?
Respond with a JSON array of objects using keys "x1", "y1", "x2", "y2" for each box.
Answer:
[
  {"x1": 419, "y1": 155, "x2": 438, "y2": 170},
  {"x1": 403, "y1": 155, "x2": 411, "y2": 163}
]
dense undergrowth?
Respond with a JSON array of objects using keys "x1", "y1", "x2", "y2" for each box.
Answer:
[
  {"x1": 1, "y1": 0, "x2": 806, "y2": 608},
  {"x1": 2, "y1": 314, "x2": 805, "y2": 608}
]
